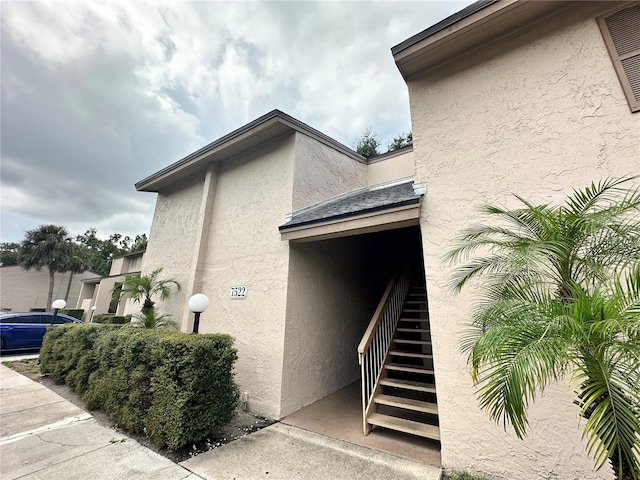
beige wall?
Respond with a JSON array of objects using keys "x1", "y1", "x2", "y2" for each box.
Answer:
[
  {"x1": 292, "y1": 133, "x2": 367, "y2": 211},
  {"x1": 408, "y1": 5, "x2": 638, "y2": 480},
  {"x1": 0, "y1": 266, "x2": 97, "y2": 312},
  {"x1": 280, "y1": 236, "x2": 377, "y2": 416},
  {"x1": 93, "y1": 275, "x2": 122, "y2": 314},
  {"x1": 109, "y1": 253, "x2": 144, "y2": 276},
  {"x1": 109, "y1": 257, "x2": 125, "y2": 276},
  {"x1": 197, "y1": 135, "x2": 296, "y2": 419},
  {"x1": 367, "y1": 148, "x2": 414, "y2": 187},
  {"x1": 136, "y1": 174, "x2": 205, "y2": 322}
]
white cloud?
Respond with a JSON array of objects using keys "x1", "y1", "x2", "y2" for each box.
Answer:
[{"x1": 1, "y1": 0, "x2": 473, "y2": 242}]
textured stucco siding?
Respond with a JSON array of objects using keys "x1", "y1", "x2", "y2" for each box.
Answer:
[
  {"x1": 292, "y1": 133, "x2": 367, "y2": 211},
  {"x1": 407, "y1": 6, "x2": 638, "y2": 480},
  {"x1": 109, "y1": 257, "x2": 125, "y2": 276},
  {"x1": 136, "y1": 174, "x2": 205, "y2": 322},
  {"x1": 367, "y1": 149, "x2": 415, "y2": 187},
  {"x1": 0, "y1": 266, "x2": 96, "y2": 312},
  {"x1": 76, "y1": 283, "x2": 97, "y2": 310},
  {"x1": 280, "y1": 237, "x2": 377, "y2": 417},
  {"x1": 92, "y1": 275, "x2": 123, "y2": 314},
  {"x1": 198, "y1": 136, "x2": 295, "y2": 419}
]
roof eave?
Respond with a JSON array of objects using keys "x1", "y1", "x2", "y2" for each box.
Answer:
[
  {"x1": 135, "y1": 110, "x2": 366, "y2": 193},
  {"x1": 392, "y1": 0, "x2": 578, "y2": 80}
]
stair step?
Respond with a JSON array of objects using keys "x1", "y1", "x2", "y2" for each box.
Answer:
[
  {"x1": 380, "y1": 378, "x2": 437, "y2": 393},
  {"x1": 404, "y1": 300, "x2": 426, "y2": 304},
  {"x1": 368, "y1": 413, "x2": 440, "y2": 441},
  {"x1": 399, "y1": 317, "x2": 429, "y2": 322},
  {"x1": 385, "y1": 363, "x2": 434, "y2": 374},
  {"x1": 403, "y1": 309, "x2": 428, "y2": 313},
  {"x1": 374, "y1": 394, "x2": 438, "y2": 414},
  {"x1": 406, "y1": 293, "x2": 427, "y2": 297},
  {"x1": 393, "y1": 339, "x2": 432, "y2": 345},
  {"x1": 390, "y1": 350, "x2": 433, "y2": 359},
  {"x1": 397, "y1": 328, "x2": 430, "y2": 333}
]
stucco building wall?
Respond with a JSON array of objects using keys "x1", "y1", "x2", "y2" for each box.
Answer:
[
  {"x1": 280, "y1": 236, "x2": 378, "y2": 417},
  {"x1": 198, "y1": 135, "x2": 296, "y2": 419},
  {"x1": 407, "y1": 5, "x2": 638, "y2": 480},
  {"x1": 0, "y1": 266, "x2": 97, "y2": 312},
  {"x1": 292, "y1": 133, "x2": 367, "y2": 211},
  {"x1": 92, "y1": 275, "x2": 121, "y2": 314},
  {"x1": 136, "y1": 175, "x2": 205, "y2": 323},
  {"x1": 367, "y1": 148, "x2": 415, "y2": 187}
]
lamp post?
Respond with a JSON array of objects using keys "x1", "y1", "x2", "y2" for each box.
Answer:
[
  {"x1": 89, "y1": 305, "x2": 97, "y2": 323},
  {"x1": 188, "y1": 294, "x2": 209, "y2": 334},
  {"x1": 51, "y1": 299, "x2": 66, "y2": 324}
]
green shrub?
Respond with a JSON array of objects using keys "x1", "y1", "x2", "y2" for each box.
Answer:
[
  {"x1": 40, "y1": 324, "x2": 239, "y2": 450},
  {"x1": 446, "y1": 473, "x2": 491, "y2": 480},
  {"x1": 92, "y1": 314, "x2": 130, "y2": 324},
  {"x1": 60, "y1": 308, "x2": 84, "y2": 321},
  {"x1": 30, "y1": 308, "x2": 46, "y2": 312},
  {"x1": 40, "y1": 324, "x2": 119, "y2": 390},
  {"x1": 146, "y1": 334, "x2": 239, "y2": 448},
  {"x1": 84, "y1": 328, "x2": 166, "y2": 431}
]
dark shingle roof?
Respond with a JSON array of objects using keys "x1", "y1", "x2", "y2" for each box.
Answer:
[
  {"x1": 280, "y1": 181, "x2": 420, "y2": 231},
  {"x1": 391, "y1": 0, "x2": 497, "y2": 55}
]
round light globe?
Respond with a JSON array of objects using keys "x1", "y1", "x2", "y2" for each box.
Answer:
[
  {"x1": 91, "y1": 306, "x2": 97, "y2": 311},
  {"x1": 188, "y1": 294, "x2": 209, "y2": 313},
  {"x1": 52, "y1": 299, "x2": 66, "y2": 309}
]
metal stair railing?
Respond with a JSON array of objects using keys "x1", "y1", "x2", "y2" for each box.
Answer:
[{"x1": 357, "y1": 268, "x2": 410, "y2": 435}]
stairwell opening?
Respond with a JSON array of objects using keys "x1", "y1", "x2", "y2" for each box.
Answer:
[{"x1": 280, "y1": 225, "x2": 440, "y2": 465}]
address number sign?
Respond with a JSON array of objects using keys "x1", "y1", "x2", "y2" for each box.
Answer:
[{"x1": 230, "y1": 286, "x2": 247, "y2": 299}]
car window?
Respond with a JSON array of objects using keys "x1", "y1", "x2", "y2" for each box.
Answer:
[
  {"x1": 0, "y1": 315, "x2": 41, "y2": 324},
  {"x1": 53, "y1": 316, "x2": 73, "y2": 324}
]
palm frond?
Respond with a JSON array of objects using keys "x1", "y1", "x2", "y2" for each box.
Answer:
[
  {"x1": 574, "y1": 352, "x2": 640, "y2": 479},
  {"x1": 465, "y1": 307, "x2": 569, "y2": 438},
  {"x1": 450, "y1": 177, "x2": 640, "y2": 478},
  {"x1": 566, "y1": 176, "x2": 640, "y2": 216},
  {"x1": 130, "y1": 309, "x2": 176, "y2": 329}
]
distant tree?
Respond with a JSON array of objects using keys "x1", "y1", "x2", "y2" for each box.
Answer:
[
  {"x1": 19, "y1": 225, "x2": 72, "y2": 309},
  {"x1": 388, "y1": 132, "x2": 413, "y2": 151},
  {"x1": 76, "y1": 229, "x2": 126, "y2": 276},
  {"x1": 59, "y1": 243, "x2": 91, "y2": 302},
  {"x1": 115, "y1": 267, "x2": 180, "y2": 313},
  {"x1": 129, "y1": 234, "x2": 148, "y2": 252},
  {"x1": 76, "y1": 229, "x2": 147, "y2": 276},
  {"x1": 355, "y1": 129, "x2": 381, "y2": 158},
  {"x1": 0, "y1": 242, "x2": 21, "y2": 266}
]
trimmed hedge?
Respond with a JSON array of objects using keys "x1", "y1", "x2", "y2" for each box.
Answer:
[
  {"x1": 30, "y1": 308, "x2": 46, "y2": 312},
  {"x1": 40, "y1": 324, "x2": 239, "y2": 449},
  {"x1": 60, "y1": 308, "x2": 84, "y2": 321},
  {"x1": 92, "y1": 314, "x2": 131, "y2": 324}
]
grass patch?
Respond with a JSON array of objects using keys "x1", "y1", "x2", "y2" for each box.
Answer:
[
  {"x1": 3, "y1": 358, "x2": 41, "y2": 377},
  {"x1": 445, "y1": 473, "x2": 491, "y2": 480}
]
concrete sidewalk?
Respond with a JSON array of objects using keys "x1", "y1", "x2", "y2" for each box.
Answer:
[
  {"x1": 0, "y1": 364, "x2": 200, "y2": 480},
  {"x1": 1, "y1": 363, "x2": 441, "y2": 480},
  {"x1": 181, "y1": 423, "x2": 442, "y2": 480}
]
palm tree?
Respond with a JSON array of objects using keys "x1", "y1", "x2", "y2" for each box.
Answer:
[
  {"x1": 60, "y1": 243, "x2": 91, "y2": 302},
  {"x1": 446, "y1": 177, "x2": 640, "y2": 480},
  {"x1": 115, "y1": 268, "x2": 180, "y2": 313},
  {"x1": 19, "y1": 225, "x2": 73, "y2": 309},
  {"x1": 129, "y1": 309, "x2": 176, "y2": 329}
]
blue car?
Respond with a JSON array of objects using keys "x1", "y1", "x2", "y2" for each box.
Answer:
[{"x1": 0, "y1": 312, "x2": 82, "y2": 351}]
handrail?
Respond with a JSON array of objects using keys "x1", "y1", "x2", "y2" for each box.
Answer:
[
  {"x1": 357, "y1": 274, "x2": 397, "y2": 355},
  {"x1": 357, "y1": 268, "x2": 411, "y2": 435}
]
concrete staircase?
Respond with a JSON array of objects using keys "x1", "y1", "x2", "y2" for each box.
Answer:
[{"x1": 366, "y1": 284, "x2": 440, "y2": 442}]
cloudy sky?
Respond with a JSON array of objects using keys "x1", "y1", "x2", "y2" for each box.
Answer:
[{"x1": 1, "y1": 0, "x2": 471, "y2": 243}]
